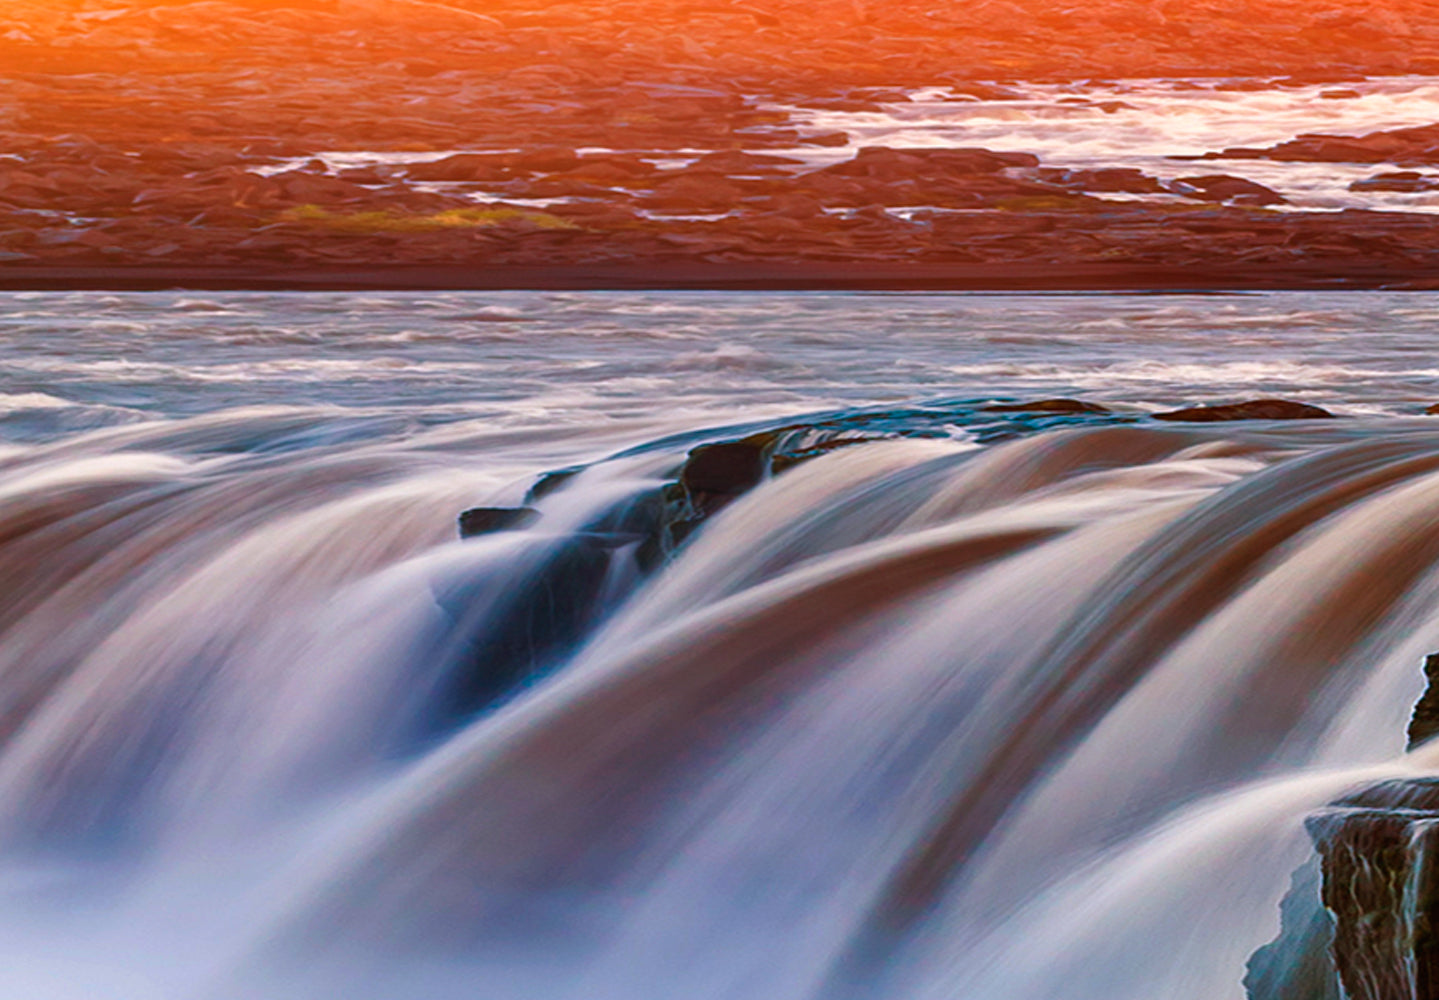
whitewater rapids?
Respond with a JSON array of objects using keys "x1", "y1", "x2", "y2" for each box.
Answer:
[{"x1": 0, "y1": 290, "x2": 1438, "y2": 998}]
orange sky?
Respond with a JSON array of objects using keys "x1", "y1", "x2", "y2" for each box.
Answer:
[{"x1": 5, "y1": 0, "x2": 1439, "y2": 86}]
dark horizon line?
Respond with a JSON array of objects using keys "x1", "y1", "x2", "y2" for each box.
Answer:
[{"x1": 2, "y1": 262, "x2": 1436, "y2": 294}]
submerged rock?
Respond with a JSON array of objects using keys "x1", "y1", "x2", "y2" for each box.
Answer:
[
  {"x1": 1216, "y1": 124, "x2": 1439, "y2": 166},
  {"x1": 1350, "y1": 171, "x2": 1439, "y2": 193},
  {"x1": 1036, "y1": 166, "x2": 1166, "y2": 194},
  {"x1": 525, "y1": 468, "x2": 582, "y2": 503},
  {"x1": 437, "y1": 531, "x2": 617, "y2": 722},
  {"x1": 457, "y1": 506, "x2": 540, "y2": 537},
  {"x1": 982, "y1": 398, "x2": 1112, "y2": 415},
  {"x1": 1153, "y1": 399, "x2": 1336, "y2": 422},
  {"x1": 1169, "y1": 174, "x2": 1288, "y2": 206}
]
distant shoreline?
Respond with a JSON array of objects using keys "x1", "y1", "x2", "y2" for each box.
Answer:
[{"x1": 2, "y1": 262, "x2": 1436, "y2": 293}]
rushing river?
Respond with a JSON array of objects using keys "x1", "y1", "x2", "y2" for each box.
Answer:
[{"x1": 1, "y1": 289, "x2": 1439, "y2": 999}]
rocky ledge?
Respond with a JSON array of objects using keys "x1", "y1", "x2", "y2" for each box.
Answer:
[{"x1": 1249, "y1": 653, "x2": 1439, "y2": 1000}]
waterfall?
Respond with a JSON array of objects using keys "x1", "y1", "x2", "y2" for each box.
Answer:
[{"x1": 0, "y1": 406, "x2": 1437, "y2": 1000}]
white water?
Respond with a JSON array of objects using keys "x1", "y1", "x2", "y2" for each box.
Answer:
[
  {"x1": 0, "y1": 291, "x2": 1437, "y2": 998},
  {"x1": 280, "y1": 77, "x2": 1439, "y2": 215},
  {"x1": 786, "y1": 77, "x2": 1439, "y2": 213}
]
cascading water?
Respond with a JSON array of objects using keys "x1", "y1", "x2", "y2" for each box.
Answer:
[{"x1": 4, "y1": 290, "x2": 1439, "y2": 1000}]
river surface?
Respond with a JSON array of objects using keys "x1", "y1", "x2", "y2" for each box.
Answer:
[
  {"x1": 1, "y1": 289, "x2": 1438, "y2": 999},
  {"x1": 4, "y1": 290, "x2": 1439, "y2": 442}
]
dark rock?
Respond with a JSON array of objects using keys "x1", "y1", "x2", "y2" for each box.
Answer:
[
  {"x1": 525, "y1": 468, "x2": 582, "y2": 503},
  {"x1": 1038, "y1": 167, "x2": 1166, "y2": 194},
  {"x1": 692, "y1": 150, "x2": 805, "y2": 173},
  {"x1": 1153, "y1": 399, "x2": 1336, "y2": 422},
  {"x1": 983, "y1": 398, "x2": 1111, "y2": 415},
  {"x1": 819, "y1": 146, "x2": 1039, "y2": 182},
  {"x1": 1215, "y1": 124, "x2": 1439, "y2": 166},
  {"x1": 1258, "y1": 659, "x2": 1439, "y2": 1000},
  {"x1": 405, "y1": 154, "x2": 521, "y2": 183},
  {"x1": 1170, "y1": 174, "x2": 1288, "y2": 206},
  {"x1": 949, "y1": 83, "x2": 1025, "y2": 101},
  {"x1": 458, "y1": 506, "x2": 540, "y2": 537},
  {"x1": 1306, "y1": 789, "x2": 1439, "y2": 1000},
  {"x1": 1350, "y1": 171, "x2": 1439, "y2": 193},
  {"x1": 680, "y1": 435, "x2": 773, "y2": 511},
  {"x1": 1408, "y1": 653, "x2": 1439, "y2": 749},
  {"x1": 643, "y1": 175, "x2": 746, "y2": 211},
  {"x1": 799, "y1": 131, "x2": 853, "y2": 147},
  {"x1": 437, "y1": 531, "x2": 615, "y2": 722}
]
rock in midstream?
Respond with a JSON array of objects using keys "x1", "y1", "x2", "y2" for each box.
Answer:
[
  {"x1": 1308, "y1": 781, "x2": 1439, "y2": 1000},
  {"x1": 1153, "y1": 399, "x2": 1336, "y2": 422},
  {"x1": 1249, "y1": 655, "x2": 1439, "y2": 1000},
  {"x1": 457, "y1": 505, "x2": 540, "y2": 537}
]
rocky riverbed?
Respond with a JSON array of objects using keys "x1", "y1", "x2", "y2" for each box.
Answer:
[{"x1": 7, "y1": 0, "x2": 1439, "y2": 288}]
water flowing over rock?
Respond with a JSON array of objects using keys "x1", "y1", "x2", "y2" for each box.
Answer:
[
  {"x1": 982, "y1": 398, "x2": 1112, "y2": 415},
  {"x1": 1307, "y1": 780, "x2": 1439, "y2": 1000},
  {"x1": 1250, "y1": 652, "x2": 1439, "y2": 1000},
  {"x1": 6, "y1": 371, "x2": 1439, "y2": 997}
]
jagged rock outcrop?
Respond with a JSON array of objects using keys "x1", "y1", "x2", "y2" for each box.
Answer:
[
  {"x1": 1250, "y1": 654, "x2": 1439, "y2": 1000},
  {"x1": 1408, "y1": 653, "x2": 1439, "y2": 749},
  {"x1": 1307, "y1": 780, "x2": 1439, "y2": 1000}
]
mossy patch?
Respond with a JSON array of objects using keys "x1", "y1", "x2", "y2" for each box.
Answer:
[{"x1": 279, "y1": 204, "x2": 579, "y2": 233}]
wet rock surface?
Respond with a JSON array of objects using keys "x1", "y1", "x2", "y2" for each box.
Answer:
[
  {"x1": 1152, "y1": 400, "x2": 1337, "y2": 422},
  {"x1": 1352, "y1": 172, "x2": 1439, "y2": 193},
  {"x1": 444, "y1": 399, "x2": 1145, "y2": 714},
  {"x1": 4, "y1": 1, "x2": 1439, "y2": 288},
  {"x1": 457, "y1": 506, "x2": 540, "y2": 538},
  {"x1": 982, "y1": 399, "x2": 1112, "y2": 415},
  {"x1": 460, "y1": 398, "x2": 1135, "y2": 557},
  {"x1": 1251, "y1": 655, "x2": 1439, "y2": 1000},
  {"x1": 1169, "y1": 175, "x2": 1288, "y2": 206},
  {"x1": 1306, "y1": 783, "x2": 1439, "y2": 1000},
  {"x1": 1212, "y1": 124, "x2": 1439, "y2": 166}
]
